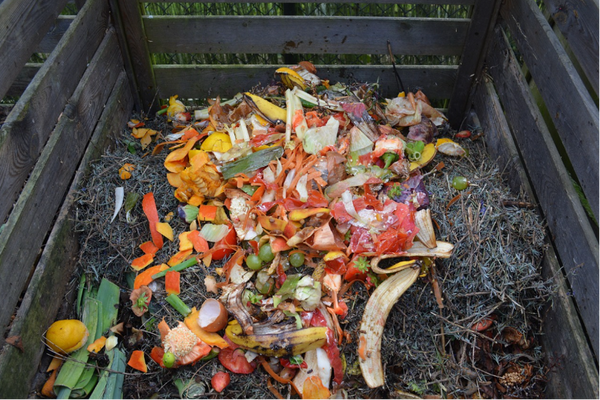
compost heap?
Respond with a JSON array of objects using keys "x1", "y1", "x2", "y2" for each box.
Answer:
[{"x1": 63, "y1": 64, "x2": 553, "y2": 399}]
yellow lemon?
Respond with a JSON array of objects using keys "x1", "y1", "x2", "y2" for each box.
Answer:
[
  {"x1": 200, "y1": 132, "x2": 232, "y2": 153},
  {"x1": 45, "y1": 319, "x2": 89, "y2": 354}
]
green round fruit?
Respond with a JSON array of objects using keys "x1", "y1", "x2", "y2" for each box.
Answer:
[
  {"x1": 258, "y1": 244, "x2": 275, "y2": 262},
  {"x1": 246, "y1": 254, "x2": 263, "y2": 271},
  {"x1": 289, "y1": 252, "x2": 305, "y2": 268},
  {"x1": 452, "y1": 176, "x2": 469, "y2": 191},
  {"x1": 163, "y1": 352, "x2": 176, "y2": 368}
]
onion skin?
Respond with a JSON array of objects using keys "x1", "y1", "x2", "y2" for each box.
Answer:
[
  {"x1": 358, "y1": 267, "x2": 420, "y2": 388},
  {"x1": 198, "y1": 298, "x2": 229, "y2": 333}
]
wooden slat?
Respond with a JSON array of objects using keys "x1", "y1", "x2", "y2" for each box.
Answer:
[
  {"x1": 539, "y1": 246, "x2": 599, "y2": 398},
  {"x1": 0, "y1": 71, "x2": 133, "y2": 399},
  {"x1": 502, "y1": 0, "x2": 599, "y2": 223},
  {"x1": 446, "y1": 0, "x2": 501, "y2": 127},
  {"x1": 144, "y1": 16, "x2": 469, "y2": 55},
  {"x1": 486, "y1": 25, "x2": 599, "y2": 358},
  {"x1": 5, "y1": 64, "x2": 41, "y2": 98},
  {"x1": 115, "y1": 0, "x2": 157, "y2": 113},
  {"x1": 470, "y1": 82, "x2": 529, "y2": 196},
  {"x1": 543, "y1": 0, "x2": 599, "y2": 95},
  {"x1": 0, "y1": 0, "x2": 69, "y2": 99},
  {"x1": 143, "y1": 0, "x2": 475, "y2": 4},
  {"x1": 153, "y1": 64, "x2": 458, "y2": 100},
  {"x1": 0, "y1": 0, "x2": 109, "y2": 224},
  {"x1": 472, "y1": 81, "x2": 598, "y2": 399},
  {"x1": 36, "y1": 15, "x2": 75, "y2": 54},
  {"x1": 0, "y1": 29, "x2": 123, "y2": 346}
]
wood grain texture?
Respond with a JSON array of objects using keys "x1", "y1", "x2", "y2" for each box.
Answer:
[
  {"x1": 144, "y1": 16, "x2": 469, "y2": 56},
  {"x1": 153, "y1": 64, "x2": 458, "y2": 100},
  {"x1": 116, "y1": 0, "x2": 157, "y2": 113},
  {"x1": 36, "y1": 15, "x2": 75, "y2": 54},
  {"x1": 543, "y1": 0, "x2": 599, "y2": 95},
  {"x1": 0, "y1": 71, "x2": 133, "y2": 399},
  {"x1": 143, "y1": 0, "x2": 475, "y2": 4},
  {"x1": 472, "y1": 80, "x2": 598, "y2": 399},
  {"x1": 0, "y1": 30, "x2": 123, "y2": 346},
  {"x1": 0, "y1": 0, "x2": 69, "y2": 99},
  {"x1": 486, "y1": 25, "x2": 599, "y2": 358},
  {"x1": 446, "y1": 0, "x2": 501, "y2": 127},
  {"x1": 0, "y1": 0, "x2": 109, "y2": 224},
  {"x1": 502, "y1": 0, "x2": 599, "y2": 223},
  {"x1": 539, "y1": 246, "x2": 599, "y2": 398}
]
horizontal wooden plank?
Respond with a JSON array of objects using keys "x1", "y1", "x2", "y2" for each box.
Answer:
[
  {"x1": 502, "y1": 0, "x2": 599, "y2": 223},
  {"x1": 153, "y1": 64, "x2": 457, "y2": 99},
  {"x1": 5, "y1": 64, "x2": 41, "y2": 98},
  {"x1": 37, "y1": 15, "x2": 75, "y2": 54},
  {"x1": 0, "y1": 71, "x2": 133, "y2": 399},
  {"x1": 0, "y1": 29, "x2": 123, "y2": 346},
  {"x1": 543, "y1": 0, "x2": 598, "y2": 95},
  {"x1": 472, "y1": 80, "x2": 598, "y2": 399},
  {"x1": 487, "y1": 25, "x2": 599, "y2": 358},
  {"x1": 0, "y1": 0, "x2": 69, "y2": 99},
  {"x1": 142, "y1": 0, "x2": 475, "y2": 4},
  {"x1": 0, "y1": 0, "x2": 109, "y2": 224},
  {"x1": 144, "y1": 16, "x2": 469, "y2": 55}
]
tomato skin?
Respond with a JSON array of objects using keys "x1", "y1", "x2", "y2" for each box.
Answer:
[
  {"x1": 218, "y1": 337, "x2": 257, "y2": 374},
  {"x1": 325, "y1": 257, "x2": 347, "y2": 275},
  {"x1": 212, "y1": 225, "x2": 237, "y2": 260},
  {"x1": 211, "y1": 371, "x2": 231, "y2": 393}
]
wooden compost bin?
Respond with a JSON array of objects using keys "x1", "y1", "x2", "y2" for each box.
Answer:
[{"x1": 0, "y1": 0, "x2": 597, "y2": 398}]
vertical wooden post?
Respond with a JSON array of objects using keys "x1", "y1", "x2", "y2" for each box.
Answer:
[
  {"x1": 111, "y1": 0, "x2": 158, "y2": 113},
  {"x1": 446, "y1": 0, "x2": 501, "y2": 128}
]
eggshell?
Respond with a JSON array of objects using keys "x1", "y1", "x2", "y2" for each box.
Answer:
[{"x1": 198, "y1": 298, "x2": 228, "y2": 332}]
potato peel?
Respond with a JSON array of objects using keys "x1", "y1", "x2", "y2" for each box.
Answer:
[{"x1": 358, "y1": 267, "x2": 420, "y2": 388}]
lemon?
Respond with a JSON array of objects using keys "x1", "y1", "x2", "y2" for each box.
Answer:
[{"x1": 45, "y1": 319, "x2": 89, "y2": 354}]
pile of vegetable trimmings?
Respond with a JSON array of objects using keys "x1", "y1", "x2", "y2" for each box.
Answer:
[{"x1": 71, "y1": 63, "x2": 551, "y2": 399}]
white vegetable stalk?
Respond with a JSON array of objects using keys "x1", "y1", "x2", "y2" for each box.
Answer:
[{"x1": 111, "y1": 187, "x2": 124, "y2": 223}]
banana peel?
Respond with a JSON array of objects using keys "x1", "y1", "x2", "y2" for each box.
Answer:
[
  {"x1": 244, "y1": 92, "x2": 287, "y2": 124},
  {"x1": 276, "y1": 67, "x2": 307, "y2": 90},
  {"x1": 225, "y1": 320, "x2": 327, "y2": 357},
  {"x1": 358, "y1": 266, "x2": 420, "y2": 388}
]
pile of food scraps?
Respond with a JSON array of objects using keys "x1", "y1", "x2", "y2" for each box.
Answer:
[{"x1": 41, "y1": 63, "x2": 553, "y2": 399}]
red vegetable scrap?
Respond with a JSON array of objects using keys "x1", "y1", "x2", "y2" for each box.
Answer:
[
  {"x1": 122, "y1": 68, "x2": 461, "y2": 398},
  {"x1": 142, "y1": 192, "x2": 163, "y2": 249}
]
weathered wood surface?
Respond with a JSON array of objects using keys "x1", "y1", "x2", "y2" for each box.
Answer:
[
  {"x1": 0, "y1": 71, "x2": 133, "y2": 399},
  {"x1": 0, "y1": 0, "x2": 69, "y2": 100},
  {"x1": 144, "y1": 16, "x2": 469, "y2": 55},
  {"x1": 502, "y1": 0, "x2": 599, "y2": 223},
  {"x1": 115, "y1": 0, "x2": 157, "y2": 113},
  {"x1": 539, "y1": 246, "x2": 599, "y2": 398},
  {"x1": 486, "y1": 25, "x2": 599, "y2": 358},
  {"x1": 446, "y1": 0, "x2": 501, "y2": 127},
  {"x1": 36, "y1": 15, "x2": 75, "y2": 54},
  {"x1": 472, "y1": 79, "x2": 599, "y2": 399},
  {"x1": 0, "y1": 0, "x2": 109, "y2": 224},
  {"x1": 153, "y1": 64, "x2": 458, "y2": 100},
  {"x1": 143, "y1": 0, "x2": 474, "y2": 3},
  {"x1": 0, "y1": 29, "x2": 123, "y2": 347},
  {"x1": 543, "y1": 0, "x2": 599, "y2": 95},
  {"x1": 471, "y1": 81, "x2": 529, "y2": 196}
]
